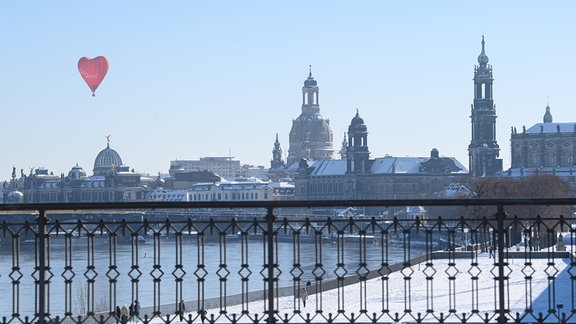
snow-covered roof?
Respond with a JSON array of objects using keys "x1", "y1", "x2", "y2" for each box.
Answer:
[
  {"x1": 306, "y1": 156, "x2": 468, "y2": 177},
  {"x1": 268, "y1": 181, "x2": 295, "y2": 189},
  {"x1": 308, "y1": 160, "x2": 347, "y2": 176},
  {"x1": 438, "y1": 183, "x2": 475, "y2": 198},
  {"x1": 371, "y1": 157, "x2": 424, "y2": 174},
  {"x1": 525, "y1": 122, "x2": 576, "y2": 134}
]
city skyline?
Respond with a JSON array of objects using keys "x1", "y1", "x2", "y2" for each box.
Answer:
[{"x1": 2, "y1": 2, "x2": 576, "y2": 177}]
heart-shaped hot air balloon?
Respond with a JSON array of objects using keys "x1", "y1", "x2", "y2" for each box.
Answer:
[{"x1": 78, "y1": 56, "x2": 109, "y2": 96}]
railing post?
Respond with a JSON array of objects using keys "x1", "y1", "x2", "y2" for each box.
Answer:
[
  {"x1": 37, "y1": 209, "x2": 47, "y2": 324},
  {"x1": 495, "y1": 205, "x2": 507, "y2": 324},
  {"x1": 266, "y1": 207, "x2": 276, "y2": 324}
]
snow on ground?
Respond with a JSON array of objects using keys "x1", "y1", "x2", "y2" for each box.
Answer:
[{"x1": 148, "y1": 250, "x2": 575, "y2": 323}]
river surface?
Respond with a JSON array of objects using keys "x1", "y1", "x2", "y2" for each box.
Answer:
[{"x1": 0, "y1": 235, "x2": 423, "y2": 317}]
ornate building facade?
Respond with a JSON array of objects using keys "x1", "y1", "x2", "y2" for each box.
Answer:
[
  {"x1": 2, "y1": 140, "x2": 149, "y2": 203},
  {"x1": 294, "y1": 111, "x2": 468, "y2": 200},
  {"x1": 287, "y1": 68, "x2": 334, "y2": 166},
  {"x1": 468, "y1": 36, "x2": 502, "y2": 177},
  {"x1": 510, "y1": 104, "x2": 576, "y2": 169},
  {"x1": 508, "y1": 104, "x2": 576, "y2": 193}
]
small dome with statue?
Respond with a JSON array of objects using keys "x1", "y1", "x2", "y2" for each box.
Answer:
[
  {"x1": 68, "y1": 164, "x2": 87, "y2": 180},
  {"x1": 93, "y1": 136, "x2": 123, "y2": 176}
]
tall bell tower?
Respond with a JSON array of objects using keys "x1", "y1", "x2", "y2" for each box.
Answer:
[
  {"x1": 468, "y1": 36, "x2": 502, "y2": 177},
  {"x1": 346, "y1": 110, "x2": 370, "y2": 173}
]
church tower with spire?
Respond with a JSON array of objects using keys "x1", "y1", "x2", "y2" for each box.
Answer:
[
  {"x1": 287, "y1": 67, "x2": 334, "y2": 166},
  {"x1": 339, "y1": 132, "x2": 348, "y2": 160},
  {"x1": 270, "y1": 133, "x2": 285, "y2": 169},
  {"x1": 468, "y1": 36, "x2": 502, "y2": 177}
]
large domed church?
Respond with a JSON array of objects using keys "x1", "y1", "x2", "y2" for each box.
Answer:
[{"x1": 286, "y1": 67, "x2": 334, "y2": 166}]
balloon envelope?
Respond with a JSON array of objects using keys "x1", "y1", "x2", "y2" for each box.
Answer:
[{"x1": 78, "y1": 56, "x2": 109, "y2": 95}]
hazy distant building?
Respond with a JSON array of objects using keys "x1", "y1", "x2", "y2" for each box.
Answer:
[
  {"x1": 242, "y1": 165, "x2": 269, "y2": 180},
  {"x1": 164, "y1": 170, "x2": 222, "y2": 190},
  {"x1": 186, "y1": 180, "x2": 273, "y2": 202},
  {"x1": 150, "y1": 178, "x2": 293, "y2": 202},
  {"x1": 468, "y1": 36, "x2": 502, "y2": 177},
  {"x1": 170, "y1": 157, "x2": 242, "y2": 179},
  {"x1": 287, "y1": 68, "x2": 334, "y2": 166}
]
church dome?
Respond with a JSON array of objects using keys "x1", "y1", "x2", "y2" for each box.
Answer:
[
  {"x1": 290, "y1": 113, "x2": 332, "y2": 142},
  {"x1": 304, "y1": 75, "x2": 317, "y2": 87},
  {"x1": 303, "y1": 66, "x2": 318, "y2": 87},
  {"x1": 68, "y1": 164, "x2": 87, "y2": 179},
  {"x1": 348, "y1": 111, "x2": 367, "y2": 133},
  {"x1": 288, "y1": 112, "x2": 334, "y2": 164},
  {"x1": 350, "y1": 111, "x2": 365, "y2": 125},
  {"x1": 93, "y1": 143, "x2": 123, "y2": 176},
  {"x1": 6, "y1": 190, "x2": 24, "y2": 203},
  {"x1": 477, "y1": 52, "x2": 489, "y2": 65}
]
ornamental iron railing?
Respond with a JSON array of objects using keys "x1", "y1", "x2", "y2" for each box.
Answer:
[{"x1": 0, "y1": 199, "x2": 574, "y2": 324}]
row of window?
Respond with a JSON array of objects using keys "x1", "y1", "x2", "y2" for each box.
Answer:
[
  {"x1": 31, "y1": 191, "x2": 111, "y2": 202},
  {"x1": 516, "y1": 152, "x2": 573, "y2": 167},
  {"x1": 307, "y1": 181, "x2": 421, "y2": 195},
  {"x1": 191, "y1": 191, "x2": 268, "y2": 201}
]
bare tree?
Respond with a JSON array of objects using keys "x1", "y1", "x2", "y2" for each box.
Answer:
[{"x1": 465, "y1": 173, "x2": 571, "y2": 249}]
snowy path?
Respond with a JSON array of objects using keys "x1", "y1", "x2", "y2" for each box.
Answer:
[{"x1": 147, "y1": 252, "x2": 575, "y2": 323}]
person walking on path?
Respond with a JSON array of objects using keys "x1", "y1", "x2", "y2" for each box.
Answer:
[
  {"x1": 300, "y1": 287, "x2": 308, "y2": 307},
  {"x1": 178, "y1": 300, "x2": 186, "y2": 322},
  {"x1": 134, "y1": 300, "x2": 140, "y2": 322},
  {"x1": 115, "y1": 305, "x2": 121, "y2": 324},
  {"x1": 199, "y1": 308, "x2": 207, "y2": 324},
  {"x1": 129, "y1": 302, "x2": 134, "y2": 322},
  {"x1": 120, "y1": 304, "x2": 129, "y2": 324}
]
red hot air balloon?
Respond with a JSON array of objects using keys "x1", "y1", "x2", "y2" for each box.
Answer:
[{"x1": 78, "y1": 56, "x2": 109, "y2": 96}]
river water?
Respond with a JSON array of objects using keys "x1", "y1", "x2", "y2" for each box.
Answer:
[{"x1": 0, "y1": 235, "x2": 422, "y2": 317}]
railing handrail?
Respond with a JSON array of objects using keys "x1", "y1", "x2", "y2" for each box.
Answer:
[{"x1": 2, "y1": 197, "x2": 576, "y2": 212}]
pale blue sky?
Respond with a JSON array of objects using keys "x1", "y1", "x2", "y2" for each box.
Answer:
[{"x1": 1, "y1": 2, "x2": 576, "y2": 177}]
